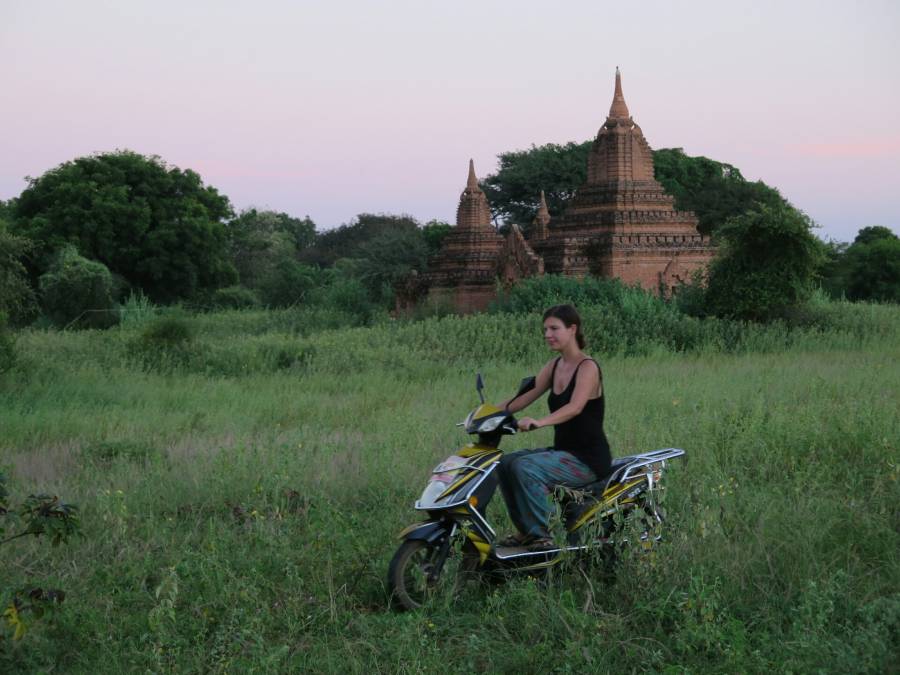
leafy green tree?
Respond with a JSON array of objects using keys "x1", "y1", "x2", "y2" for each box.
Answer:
[
  {"x1": 257, "y1": 259, "x2": 319, "y2": 308},
  {"x1": 481, "y1": 143, "x2": 788, "y2": 236},
  {"x1": 226, "y1": 208, "x2": 316, "y2": 288},
  {"x1": 843, "y1": 227, "x2": 900, "y2": 302},
  {"x1": 421, "y1": 219, "x2": 452, "y2": 256},
  {"x1": 0, "y1": 219, "x2": 37, "y2": 325},
  {"x1": 300, "y1": 213, "x2": 421, "y2": 268},
  {"x1": 0, "y1": 312, "x2": 15, "y2": 374},
  {"x1": 653, "y1": 148, "x2": 788, "y2": 235},
  {"x1": 351, "y1": 227, "x2": 429, "y2": 304},
  {"x1": 12, "y1": 150, "x2": 236, "y2": 302},
  {"x1": 481, "y1": 142, "x2": 591, "y2": 228},
  {"x1": 852, "y1": 225, "x2": 896, "y2": 247},
  {"x1": 704, "y1": 203, "x2": 825, "y2": 321},
  {"x1": 39, "y1": 245, "x2": 119, "y2": 329}
]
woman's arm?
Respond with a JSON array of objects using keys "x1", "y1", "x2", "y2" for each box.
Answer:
[
  {"x1": 519, "y1": 360, "x2": 601, "y2": 431},
  {"x1": 498, "y1": 359, "x2": 555, "y2": 413}
]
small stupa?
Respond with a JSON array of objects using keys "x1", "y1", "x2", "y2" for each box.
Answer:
[{"x1": 426, "y1": 160, "x2": 504, "y2": 312}]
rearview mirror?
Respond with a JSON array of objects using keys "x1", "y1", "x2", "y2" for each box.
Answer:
[
  {"x1": 475, "y1": 373, "x2": 485, "y2": 403},
  {"x1": 515, "y1": 376, "x2": 536, "y2": 397}
]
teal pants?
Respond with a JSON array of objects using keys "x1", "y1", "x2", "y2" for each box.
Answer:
[{"x1": 498, "y1": 448, "x2": 597, "y2": 539}]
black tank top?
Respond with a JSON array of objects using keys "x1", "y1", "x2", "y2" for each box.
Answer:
[{"x1": 547, "y1": 357, "x2": 612, "y2": 478}]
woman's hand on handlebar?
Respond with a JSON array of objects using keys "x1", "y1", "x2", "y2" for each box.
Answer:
[{"x1": 517, "y1": 417, "x2": 542, "y2": 432}]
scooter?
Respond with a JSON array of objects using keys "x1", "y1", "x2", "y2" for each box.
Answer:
[{"x1": 387, "y1": 373, "x2": 685, "y2": 611}]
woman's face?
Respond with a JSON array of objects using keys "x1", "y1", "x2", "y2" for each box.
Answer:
[{"x1": 543, "y1": 317, "x2": 576, "y2": 351}]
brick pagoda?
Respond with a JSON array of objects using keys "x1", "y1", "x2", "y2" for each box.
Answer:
[
  {"x1": 531, "y1": 69, "x2": 714, "y2": 293},
  {"x1": 426, "y1": 160, "x2": 504, "y2": 312},
  {"x1": 421, "y1": 69, "x2": 715, "y2": 312}
]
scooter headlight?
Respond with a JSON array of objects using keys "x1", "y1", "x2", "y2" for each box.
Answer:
[{"x1": 477, "y1": 415, "x2": 504, "y2": 433}]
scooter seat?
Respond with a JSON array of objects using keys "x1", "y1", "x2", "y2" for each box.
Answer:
[{"x1": 566, "y1": 456, "x2": 636, "y2": 500}]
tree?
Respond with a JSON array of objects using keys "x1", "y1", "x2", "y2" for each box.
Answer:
[
  {"x1": 704, "y1": 203, "x2": 825, "y2": 321},
  {"x1": 39, "y1": 245, "x2": 119, "y2": 329},
  {"x1": 352, "y1": 227, "x2": 429, "y2": 303},
  {"x1": 226, "y1": 208, "x2": 316, "y2": 289},
  {"x1": 481, "y1": 142, "x2": 591, "y2": 228},
  {"x1": 843, "y1": 227, "x2": 900, "y2": 302},
  {"x1": 481, "y1": 143, "x2": 789, "y2": 236},
  {"x1": 299, "y1": 213, "x2": 421, "y2": 268},
  {"x1": 653, "y1": 148, "x2": 788, "y2": 235},
  {"x1": 421, "y1": 219, "x2": 452, "y2": 256},
  {"x1": 12, "y1": 151, "x2": 236, "y2": 302},
  {"x1": 0, "y1": 218, "x2": 37, "y2": 326},
  {"x1": 851, "y1": 225, "x2": 897, "y2": 247}
]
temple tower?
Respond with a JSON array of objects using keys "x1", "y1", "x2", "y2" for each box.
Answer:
[
  {"x1": 530, "y1": 190, "x2": 551, "y2": 241},
  {"x1": 426, "y1": 160, "x2": 504, "y2": 312},
  {"x1": 533, "y1": 69, "x2": 714, "y2": 293}
]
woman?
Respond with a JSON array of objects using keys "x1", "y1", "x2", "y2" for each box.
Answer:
[{"x1": 496, "y1": 304, "x2": 612, "y2": 550}]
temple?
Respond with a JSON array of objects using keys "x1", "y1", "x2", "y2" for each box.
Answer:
[
  {"x1": 424, "y1": 69, "x2": 715, "y2": 312},
  {"x1": 425, "y1": 160, "x2": 505, "y2": 312}
]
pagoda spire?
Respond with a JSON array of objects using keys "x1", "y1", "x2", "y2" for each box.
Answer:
[
  {"x1": 537, "y1": 190, "x2": 550, "y2": 219},
  {"x1": 608, "y1": 66, "x2": 630, "y2": 119},
  {"x1": 531, "y1": 189, "x2": 551, "y2": 240},
  {"x1": 466, "y1": 158, "x2": 478, "y2": 189}
]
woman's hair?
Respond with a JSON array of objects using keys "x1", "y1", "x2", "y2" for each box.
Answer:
[{"x1": 542, "y1": 304, "x2": 586, "y2": 349}]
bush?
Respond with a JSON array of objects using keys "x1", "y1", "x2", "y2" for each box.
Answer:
[
  {"x1": 0, "y1": 312, "x2": 15, "y2": 375},
  {"x1": 118, "y1": 291, "x2": 158, "y2": 327},
  {"x1": 309, "y1": 275, "x2": 376, "y2": 322},
  {"x1": 211, "y1": 285, "x2": 261, "y2": 310},
  {"x1": 490, "y1": 275, "x2": 628, "y2": 314},
  {"x1": 0, "y1": 223, "x2": 38, "y2": 326},
  {"x1": 704, "y1": 203, "x2": 824, "y2": 322},
  {"x1": 257, "y1": 260, "x2": 318, "y2": 308},
  {"x1": 130, "y1": 315, "x2": 197, "y2": 371},
  {"x1": 38, "y1": 246, "x2": 119, "y2": 329}
]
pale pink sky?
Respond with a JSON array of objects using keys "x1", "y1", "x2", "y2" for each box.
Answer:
[{"x1": 2, "y1": 0, "x2": 898, "y2": 242}]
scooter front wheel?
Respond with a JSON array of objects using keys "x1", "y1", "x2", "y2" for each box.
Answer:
[{"x1": 388, "y1": 539, "x2": 445, "y2": 611}]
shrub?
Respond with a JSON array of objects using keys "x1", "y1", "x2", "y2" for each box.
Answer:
[
  {"x1": 490, "y1": 275, "x2": 627, "y2": 314},
  {"x1": 130, "y1": 315, "x2": 197, "y2": 371},
  {"x1": 118, "y1": 291, "x2": 158, "y2": 327},
  {"x1": 0, "y1": 222, "x2": 38, "y2": 326},
  {"x1": 310, "y1": 275, "x2": 376, "y2": 322},
  {"x1": 211, "y1": 285, "x2": 261, "y2": 310},
  {"x1": 257, "y1": 260, "x2": 318, "y2": 308},
  {"x1": 38, "y1": 246, "x2": 119, "y2": 329},
  {"x1": 0, "y1": 312, "x2": 15, "y2": 375},
  {"x1": 704, "y1": 203, "x2": 825, "y2": 322}
]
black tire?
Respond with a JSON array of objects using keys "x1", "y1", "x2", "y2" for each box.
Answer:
[
  {"x1": 387, "y1": 539, "x2": 443, "y2": 611},
  {"x1": 388, "y1": 538, "x2": 481, "y2": 611}
]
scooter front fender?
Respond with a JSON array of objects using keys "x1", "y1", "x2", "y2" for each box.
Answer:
[{"x1": 397, "y1": 520, "x2": 451, "y2": 543}]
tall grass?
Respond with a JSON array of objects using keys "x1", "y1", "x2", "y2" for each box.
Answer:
[{"x1": 1, "y1": 302, "x2": 897, "y2": 672}]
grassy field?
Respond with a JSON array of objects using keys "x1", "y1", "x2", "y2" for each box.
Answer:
[{"x1": 1, "y1": 304, "x2": 898, "y2": 673}]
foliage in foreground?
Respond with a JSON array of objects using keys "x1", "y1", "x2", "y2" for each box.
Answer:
[{"x1": 1, "y1": 472, "x2": 80, "y2": 644}]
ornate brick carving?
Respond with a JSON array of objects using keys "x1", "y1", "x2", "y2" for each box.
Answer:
[{"x1": 498, "y1": 224, "x2": 544, "y2": 287}]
